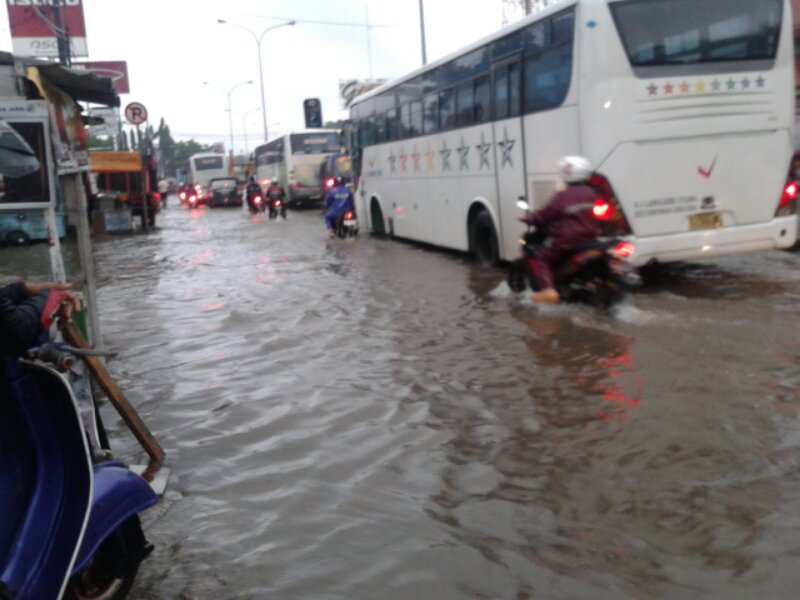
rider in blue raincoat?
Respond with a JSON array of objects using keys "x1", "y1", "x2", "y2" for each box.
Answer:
[{"x1": 324, "y1": 177, "x2": 354, "y2": 237}]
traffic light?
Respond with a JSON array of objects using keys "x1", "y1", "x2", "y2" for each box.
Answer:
[{"x1": 303, "y1": 98, "x2": 322, "y2": 129}]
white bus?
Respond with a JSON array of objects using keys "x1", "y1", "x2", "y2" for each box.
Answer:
[
  {"x1": 350, "y1": 0, "x2": 797, "y2": 267},
  {"x1": 254, "y1": 129, "x2": 342, "y2": 207},
  {"x1": 188, "y1": 152, "x2": 228, "y2": 191}
]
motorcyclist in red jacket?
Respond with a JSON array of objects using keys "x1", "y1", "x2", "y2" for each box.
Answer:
[{"x1": 523, "y1": 156, "x2": 600, "y2": 304}]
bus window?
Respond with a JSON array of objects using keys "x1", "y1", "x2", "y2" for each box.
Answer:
[
  {"x1": 386, "y1": 108, "x2": 399, "y2": 142},
  {"x1": 611, "y1": 0, "x2": 781, "y2": 66},
  {"x1": 400, "y1": 104, "x2": 411, "y2": 139},
  {"x1": 439, "y1": 88, "x2": 455, "y2": 130},
  {"x1": 290, "y1": 133, "x2": 340, "y2": 154},
  {"x1": 474, "y1": 75, "x2": 490, "y2": 123},
  {"x1": 423, "y1": 95, "x2": 438, "y2": 135},
  {"x1": 410, "y1": 100, "x2": 423, "y2": 137},
  {"x1": 524, "y1": 45, "x2": 574, "y2": 113},
  {"x1": 494, "y1": 67, "x2": 509, "y2": 120},
  {"x1": 509, "y1": 62, "x2": 521, "y2": 117},
  {"x1": 456, "y1": 80, "x2": 474, "y2": 127}
]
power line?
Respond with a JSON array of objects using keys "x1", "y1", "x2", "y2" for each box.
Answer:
[{"x1": 241, "y1": 14, "x2": 392, "y2": 28}]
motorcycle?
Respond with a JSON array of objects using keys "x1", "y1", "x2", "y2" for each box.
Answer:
[
  {"x1": 268, "y1": 196, "x2": 287, "y2": 220},
  {"x1": 334, "y1": 210, "x2": 359, "y2": 239},
  {"x1": 248, "y1": 194, "x2": 265, "y2": 214},
  {"x1": 0, "y1": 343, "x2": 159, "y2": 600},
  {"x1": 507, "y1": 200, "x2": 639, "y2": 308}
]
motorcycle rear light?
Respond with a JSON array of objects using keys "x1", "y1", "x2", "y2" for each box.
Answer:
[
  {"x1": 180, "y1": 192, "x2": 186, "y2": 200},
  {"x1": 255, "y1": 197, "x2": 262, "y2": 204},
  {"x1": 345, "y1": 211, "x2": 354, "y2": 219},
  {"x1": 326, "y1": 178, "x2": 335, "y2": 188},
  {"x1": 611, "y1": 241, "x2": 635, "y2": 259},
  {"x1": 588, "y1": 173, "x2": 632, "y2": 235},
  {"x1": 593, "y1": 199, "x2": 613, "y2": 221},
  {"x1": 777, "y1": 180, "x2": 799, "y2": 217}
]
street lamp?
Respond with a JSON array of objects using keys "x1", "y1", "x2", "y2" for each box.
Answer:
[
  {"x1": 218, "y1": 18, "x2": 296, "y2": 142},
  {"x1": 203, "y1": 80, "x2": 253, "y2": 156},
  {"x1": 242, "y1": 107, "x2": 261, "y2": 157}
]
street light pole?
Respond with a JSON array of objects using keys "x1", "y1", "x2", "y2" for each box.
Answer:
[
  {"x1": 203, "y1": 80, "x2": 253, "y2": 155},
  {"x1": 242, "y1": 107, "x2": 261, "y2": 156},
  {"x1": 418, "y1": 0, "x2": 427, "y2": 65},
  {"x1": 218, "y1": 19, "x2": 296, "y2": 143}
]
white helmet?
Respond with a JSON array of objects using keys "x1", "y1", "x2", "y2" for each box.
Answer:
[{"x1": 558, "y1": 155, "x2": 593, "y2": 184}]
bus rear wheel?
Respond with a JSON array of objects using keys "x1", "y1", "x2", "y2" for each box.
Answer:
[
  {"x1": 470, "y1": 211, "x2": 499, "y2": 267},
  {"x1": 370, "y1": 199, "x2": 386, "y2": 236}
]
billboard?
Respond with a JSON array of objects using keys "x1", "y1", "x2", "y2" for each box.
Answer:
[
  {"x1": 7, "y1": 0, "x2": 89, "y2": 58},
  {"x1": 339, "y1": 79, "x2": 387, "y2": 110},
  {"x1": 73, "y1": 61, "x2": 129, "y2": 94}
]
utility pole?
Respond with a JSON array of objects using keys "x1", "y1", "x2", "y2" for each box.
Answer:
[
  {"x1": 50, "y1": 3, "x2": 71, "y2": 66},
  {"x1": 525, "y1": 0, "x2": 532, "y2": 14},
  {"x1": 419, "y1": 0, "x2": 427, "y2": 65}
]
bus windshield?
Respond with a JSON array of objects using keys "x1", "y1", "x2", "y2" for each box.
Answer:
[
  {"x1": 194, "y1": 156, "x2": 224, "y2": 171},
  {"x1": 611, "y1": 0, "x2": 782, "y2": 66},
  {"x1": 290, "y1": 133, "x2": 340, "y2": 155}
]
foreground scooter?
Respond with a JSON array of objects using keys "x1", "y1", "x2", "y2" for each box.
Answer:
[
  {"x1": 268, "y1": 196, "x2": 287, "y2": 220},
  {"x1": 0, "y1": 342, "x2": 160, "y2": 600},
  {"x1": 507, "y1": 201, "x2": 639, "y2": 308},
  {"x1": 334, "y1": 210, "x2": 359, "y2": 239}
]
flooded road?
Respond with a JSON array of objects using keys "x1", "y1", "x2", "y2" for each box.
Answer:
[{"x1": 5, "y1": 203, "x2": 800, "y2": 599}]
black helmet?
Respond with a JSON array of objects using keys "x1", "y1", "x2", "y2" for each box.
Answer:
[
  {"x1": 334, "y1": 176, "x2": 344, "y2": 186},
  {"x1": 249, "y1": 175, "x2": 255, "y2": 183}
]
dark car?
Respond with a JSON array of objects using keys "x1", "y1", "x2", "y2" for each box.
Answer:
[
  {"x1": 208, "y1": 178, "x2": 242, "y2": 208},
  {"x1": 319, "y1": 153, "x2": 353, "y2": 198}
]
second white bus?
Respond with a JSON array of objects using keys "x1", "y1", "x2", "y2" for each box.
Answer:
[
  {"x1": 350, "y1": 0, "x2": 797, "y2": 266},
  {"x1": 254, "y1": 130, "x2": 343, "y2": 207}
]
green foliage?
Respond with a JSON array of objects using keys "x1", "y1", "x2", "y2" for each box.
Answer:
[{"x1": 88, "y1": 135, "x2": 114, "y2": 150}]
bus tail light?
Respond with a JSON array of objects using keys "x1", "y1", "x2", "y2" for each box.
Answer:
[
  {"x1": 588, "y1": 174, "x2": 632, "y2": 235},
  {"x1": 326, "y1": 178, "x2": 335, "y2": 189},
  {"x1": 776, "y1": 181, "x2": 799, "y2": 217}
]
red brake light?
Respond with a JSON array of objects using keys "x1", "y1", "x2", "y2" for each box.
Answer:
[
  {"x1": 612, "y1": 241, "x2": 635, "y2": 259},
  {"x1": 255, "y1": 196, "x2": 262, "y2": 204},
  {"x1": 778, "y1": 181, "x2": 799, "y2": 216},
  {"x1": 345, "y1": 211, "x2": 353, "y2": 219},
  {"x1": 593, "y1": 199, "x2": 613, "y2": 221},
  {"x1": 326, "y1": 178, "x2": 335, "y2": 188},
  {"x1": 180, "y1": 192, "x2": 186, "y2": 200},
  {"x1": 153, "y1": 193, "x2": 161, "y2": 200}
]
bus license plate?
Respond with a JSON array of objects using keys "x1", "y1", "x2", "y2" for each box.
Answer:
[
  {"x1": 689, "y1": 213, "x2": 722, "y2": 231},
  {"x1": 344, "y1": 219, "x2": 356, "y2": 227}
]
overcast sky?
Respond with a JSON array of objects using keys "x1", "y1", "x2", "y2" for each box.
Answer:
[{"x1": 0, "y1": 0, "x2": 527, "y2": 153}]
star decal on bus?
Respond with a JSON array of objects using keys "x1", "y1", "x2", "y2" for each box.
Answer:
[
  {"x1": 399, "y1": 150, "x2": 408, "y2": 174},
  {"x1": 726, "y1": 78, "x2": 736, "y2": 91},
  {"x1": 647, "y1": 84, "x2": 658, "y2": 96},
  {"x1": 756, "y1": 76, "x2": 765, "y2": 88},
  {"x1": 440, "y1": 141, "x2": 452, "y2": 172},
  {"x1": 680, "y1": 81, "x2": 690, "y2": 94},
  {"x1": 741, "y1": 77, "x2": 751, "y2": 89},
  {"x1": 498, "y1": 128, "x2": 515, "y2": 168},
  {"x1": 425, "y1": 148, "x2": 435, "y2": 172},
  {"x1": 388, "y1": 151, "x2": 397, "y2": 174},
  {"x1": 663, "y1": 82, "x2": 674, "y2": 95},
  {"x1": 457, "y1": 137, "x2": 470, "y2": 171},
  {"x1": 476, "y1": 133, "x2": 492, "y2": 170},
  {"x1": 411, "y1": 147, "x2": 421, "y2": 173},
  {"x1": 695, "y1": 81, "x2": 706, "y2": 93},
  {"x1": 711, "y1": 79, "x2": 721, "y2": 92}
]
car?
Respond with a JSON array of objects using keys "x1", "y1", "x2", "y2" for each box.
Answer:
[
  {"x1": 208, "y1": 178, "x2": 242, "y2": 208},
  {"x1": 318, "y1": 153, "x2": 352, "y2": 198}
]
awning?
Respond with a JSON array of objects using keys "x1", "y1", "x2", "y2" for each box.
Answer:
[{"x1": 34, "y1": 63, "x2": 120, "y2": 107}]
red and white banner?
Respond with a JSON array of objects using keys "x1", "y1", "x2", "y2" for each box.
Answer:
[
  {"x1": 73, "y1": 61, "x2": 129, "y2": 94},
  {"x1": 7, "y1": 0, "x2": 89, "y2": 58}
]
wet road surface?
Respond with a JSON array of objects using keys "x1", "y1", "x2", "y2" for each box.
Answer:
[{"x1": 5, "y1": 202, "x2": 800, "y2": 599}]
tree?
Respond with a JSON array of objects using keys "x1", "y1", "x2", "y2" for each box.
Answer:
[
  {"x1": 157, "y1": 118, "x2": 178, "y2": 177},
  {"x1": 173, "y1": 139, "x2": 213, "y2": 173},
  {"x1": 118, "y1": 130, "x2": 129, "y2": 151},
  {"x1": 503, "y1": 0, "x2": 555, "y2": 23},
  {"x1": 88, "y1": 135, "x2": 114, "y2": 150}
]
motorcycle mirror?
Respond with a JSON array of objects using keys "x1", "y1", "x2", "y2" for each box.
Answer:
[{"x1": 516, "y1": 200, "x2": 530, "y2": 211}]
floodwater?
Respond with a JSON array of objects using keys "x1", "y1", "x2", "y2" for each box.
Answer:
[{"x1": 4, "y1": 203, "x2": 800, "y2": 599}]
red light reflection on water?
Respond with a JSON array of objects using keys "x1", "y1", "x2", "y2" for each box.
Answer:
[
  {"x1": 596, "y1": 352, "x2": 643, "y2": 422},
  {"x1": 191, "y1": 249, "x2": 212, "y2": 265},
  {"x1": 200, "y1": 302, "x2": 226, "y2": 312}
]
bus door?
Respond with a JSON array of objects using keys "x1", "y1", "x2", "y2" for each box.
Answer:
[{"x1": 491, "y1": 56, "x2": 527, "y2": 261}]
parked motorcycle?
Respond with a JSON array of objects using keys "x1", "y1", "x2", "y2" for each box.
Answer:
[
  {"x1": 334, "y1": 210, "x2": 359, "y2": 239},
  {"x1": 268, "y1": 196, "x2": 287, "y2": 220},
  {"x1": 0, "y1": 343, "x2": 159, "y2": 600},
  {"x1": 507, "y1": 201, "x2": 639, "y2": 308}
]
